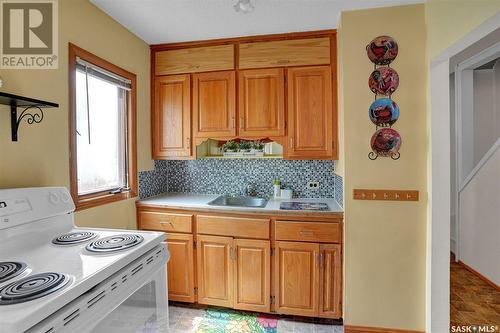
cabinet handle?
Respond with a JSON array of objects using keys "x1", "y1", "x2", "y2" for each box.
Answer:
[
  {"x1": 316, "y1": 253, "x2": 320, "y2": 267},
  {"x1": 160, "y1": 221, "x2": 173, "y2": 226},
  {"x1": 299, "y1": 230, "x2": 314, "y2": 237},
  {"x1": 289, "y1": 137, "x2": 294, "y2": 148},
  {"x1": 319, "y1": 253, "x2": 324, "y2": 268},
  {"x1": 186, "y1": 137, "x2": 190, "y2": 147},
  {"x1": 230, "y1": 247, "x2": 237, "y2": 260},
  {"x1": 240, "y1": 117, "x2": 244, "y2": 129},
  {"x1": 232, "y1": 116, "x2": 235, "y2": 129}
]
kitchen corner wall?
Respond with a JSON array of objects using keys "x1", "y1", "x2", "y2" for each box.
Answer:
[
  {"x1": 340, "y1": 4, "x2": 427, "y2": 331},
  {"x1": 0, "y1": 0, "x2": 153, "y2": 229},
  {"x1": 139, "y1": 160, "x2": 344, "y2": 206}
]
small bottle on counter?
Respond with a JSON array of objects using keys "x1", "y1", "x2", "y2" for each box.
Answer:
[
  {"x1": 273, "y1": 179, "x2": 281, "y2": 199},
  {"x1": 281, "y1": 187, "x2": 293, "y2": 199}
]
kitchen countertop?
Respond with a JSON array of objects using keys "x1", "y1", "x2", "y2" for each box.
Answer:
[{"x1": 137, "y1": 193, "x2": 343, "y2": 215}]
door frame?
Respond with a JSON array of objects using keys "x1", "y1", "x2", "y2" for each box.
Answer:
[
  {"x1": 427, "y1": 12, "x2": 500, "y2": 333},
  {"x1": 453, "y1": 41, "x2": 500, "y2": 262}
]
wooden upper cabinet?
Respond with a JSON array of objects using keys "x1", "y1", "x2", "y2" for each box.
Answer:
[
  {"x1": 274, "y1": 241, "x2": 320, "y2": 317},
  {"x1": 238, "y1": 68, "x2": 285, "y2": 137},
  {"x1": 287, "y1": 66, "x2": 334, "y2": 159},
  {"x1": 153, "y1": 75, "x2": 192, "y2": 159},
  {"x1": 155, "y1": 45, "x2": 234, "y2": 75},
  {"x1": 319, "y1": 244, "x2": 342, "y2": 319},
  {"x1": 193, "y1": 71, "x2": 236, "y2": 138},
  {"x1": 239, "y1": 37, "x2": 330, "y2": 69},
  {"x1": 165, "y1": 234, "x2": 196, "y2": 303},
  {"x1": 197, "y1": 235, "x2": 234, "y2": 307},
  {"x1": 233, "y1": 239, "x2": 270, "y2": 312}
]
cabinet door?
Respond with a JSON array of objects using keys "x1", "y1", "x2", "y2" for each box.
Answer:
[
  {"x1": 193, "y1": 71, "x2": 236, "y2": 138},
  {"x1": 287, "y1": 66, "x2": 333, "y2": 159},
  {"x1": 233, "y1": 239, "x2": 270, "y2": 312},
  {"x1": 153, "y1": 75, "x2": 192, "y2": 159},
  {"x1": 196, "y1": 235, "x2": 234, "y2": 307},
  {"x1": 319, "y1": 244, "x2": 342, "y2": 318},
  {"x1": 165, "y1": 234, "x2": 196, "y2": 302},
  {"x1": 155, "y1": 45, "x2": 234, "y2": 75},
  {"x1": 239, "y1": 37, "x2": 330, "y2": 69},
  {"x1": 274, "y1": 241, "x2": 319, "y2": 316},
  {"x1": 238, "y1": 68, "x2": 285, "y2": 137}
]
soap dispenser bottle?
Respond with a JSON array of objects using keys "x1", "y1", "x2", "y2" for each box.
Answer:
[{"x1": 273, "y1": 180, "x2": 281, "y2": 199}]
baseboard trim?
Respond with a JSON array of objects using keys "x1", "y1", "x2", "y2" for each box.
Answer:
[
  {"x1": 458, "y1": 260, "x2": 500, "y2": 291},
  {"x1": 344, "y1": 325, "x2": 424, "y2": 333}
]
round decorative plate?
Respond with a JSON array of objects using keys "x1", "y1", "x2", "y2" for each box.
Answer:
[
  {"x1": 366, "y1": 36, "x2": 398, "y2": 65},
  {"x1": 368, "y1": 98, "x2": 400, "y2": 127},
  {"x1": 368, "y1": 67, "x2": 399, "y2": 95},
  {"x1": 370, "y1": 128, "x2": 402, "y2": 157}
]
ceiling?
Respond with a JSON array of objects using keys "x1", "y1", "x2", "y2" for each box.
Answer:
[{"x1": 90, "y1": 0, "x2": 424, "y2": 45}]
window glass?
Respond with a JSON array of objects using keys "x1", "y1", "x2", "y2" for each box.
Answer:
[{"x1": 75, "y1": 69, "x2": 127, "y2": 195}]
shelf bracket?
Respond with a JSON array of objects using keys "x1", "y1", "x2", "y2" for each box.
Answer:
[{"x1": 10, "y1": 104, "x2": 45, "y2": 142}]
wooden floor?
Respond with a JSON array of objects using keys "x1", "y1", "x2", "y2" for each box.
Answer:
[{"x1": 450, "y1": 255, "x2": 500, "y2": 327}]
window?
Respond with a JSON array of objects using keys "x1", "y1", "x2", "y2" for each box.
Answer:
[{"x1": 69, "y1": 44, "x2": 137, "y2": 209}]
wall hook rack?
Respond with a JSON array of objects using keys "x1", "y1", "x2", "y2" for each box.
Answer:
[{"x1": 0, "y1": 92, "x2": 58, "y2": 141}]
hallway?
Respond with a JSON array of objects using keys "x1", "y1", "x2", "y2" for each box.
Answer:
[{"x1": 450, "y1": 255, "x2": 500, "y2": 327}]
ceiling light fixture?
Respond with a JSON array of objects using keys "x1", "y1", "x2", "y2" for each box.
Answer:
[{"x1": 234, "y1": 0, "x2": 254, "y2": 14}]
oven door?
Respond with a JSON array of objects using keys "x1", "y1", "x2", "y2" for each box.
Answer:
[
  {"x1": 27, "y1": 245, "x2": 169, "y2": 333},
  {"x1": 91, "y1": 266, "x2": 168, "y2": 333}
]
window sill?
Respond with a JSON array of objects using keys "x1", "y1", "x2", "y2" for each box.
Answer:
[{"x1": 75, "y1": 190, "x2": 137, "y2": 211}]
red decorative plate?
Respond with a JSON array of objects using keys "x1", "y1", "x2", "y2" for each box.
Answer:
[
  {"x1": 367, "y1": 36, "x2": 398, "y2": 65},
  {"x1": 370, "y1": 128, "x2": 401, "y2": 157},
  {"x1": 368, "y1": 67, "x2": 399, "y2": 95}
]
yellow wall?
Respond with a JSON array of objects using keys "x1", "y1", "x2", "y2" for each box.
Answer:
[
  {"x1": 340, "y1": 5, "x2": 427, "y2": 331},
  {"x1": 426, "y1": 0, "x2": 500, "y2": 58},
  {"x1": 0, "y1": 0, "x2": 153, "y2": 229}
]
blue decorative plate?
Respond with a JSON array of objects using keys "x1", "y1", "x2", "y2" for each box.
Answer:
[{"x1": 369, "y1": 98, "x2": 400, "y2": 127}]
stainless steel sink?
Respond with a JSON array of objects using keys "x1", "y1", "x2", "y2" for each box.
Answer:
[{"x1": 207, "y1": 195, "x2": 268, "y2": 208}]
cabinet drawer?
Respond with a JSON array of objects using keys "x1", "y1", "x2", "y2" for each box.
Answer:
[
  {"x1": 155, "y1": 45, "x2": 234, "y2": 75},
  {"x1": 275, "y1": 221, "x2": 341, "y2": 243},
  {"x1": 197, "y1": 215, "x2": 270, "y2": 239},
  {"x1": 239, "y1": 37, "x2": 330, "y2": 69},
  {"x1": 139, "y1": 211, "x2": 193, "y2": 233}
]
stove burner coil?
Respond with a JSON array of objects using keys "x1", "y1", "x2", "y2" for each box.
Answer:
[
  {"x1": 0, "y1": 272, "x2": 69, "y2": 305},
  {"x1": 52, "y1": 231, "x2": 97, "y2": 245},
  {"x1": 86, "y1": 234, "x2": 144, "y2": 253},
  {"x1": 0, "y1": 262, "x2": 27, "y2": 284}
]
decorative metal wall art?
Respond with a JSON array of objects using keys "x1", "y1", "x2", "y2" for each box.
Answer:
[{"x1": 366, "y1": 35, "x2": 401, "y2": 160}]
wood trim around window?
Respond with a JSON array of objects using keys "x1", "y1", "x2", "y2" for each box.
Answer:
[{"x1": 68, "y1": 43, "x2": 138, "y2": 210}]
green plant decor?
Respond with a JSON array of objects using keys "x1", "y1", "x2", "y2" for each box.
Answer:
[
  {"x1": 222, "y1": 140, "x2": 239, "y2": 152},
  {"x1": 252, "y1": 140, "x2": 265, "y2": 152},
  {"x1": 239, "y1": 140, "x2": 252, "y2": 152}
]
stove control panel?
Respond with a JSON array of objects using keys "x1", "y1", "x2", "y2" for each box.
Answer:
[
  {"x1": 0, "y1": 187, "x2": 75, "y2": 229},
  {"x1": 0, "y1": 198, "x2": 32, "y2": 217}
]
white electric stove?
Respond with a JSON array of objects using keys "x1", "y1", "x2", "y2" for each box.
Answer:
[{"x1": 0, "y1": 187, "x2": 170, "y2": 333}]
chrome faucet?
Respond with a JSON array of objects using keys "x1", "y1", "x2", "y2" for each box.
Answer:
[{"x1": 245, "y1": 183, "x2": 256, "y2": 197}]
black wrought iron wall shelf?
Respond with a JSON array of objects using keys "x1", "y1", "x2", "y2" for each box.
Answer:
[{"x1": 0, "y1": 92, "x2": 58, "y2": 141}]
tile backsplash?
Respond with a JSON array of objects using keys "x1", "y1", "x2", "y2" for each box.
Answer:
[{"x1": 139, "y1": 159, "x2": 343, "y2": 206}]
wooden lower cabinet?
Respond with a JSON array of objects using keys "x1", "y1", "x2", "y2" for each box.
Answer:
[
  {"x1": 196, "y1": 235, "x2": 271, "y2": 311},
  {"x1": 274, "y1": 241, "x2": 342, "y2": 318},
  {"x1": 137, "y1": 206, "x2": 343, "y2": 319},
  {"x1": 165, "y1": 234, "x2": 196, "y2": 302},
  {"x1": 274, "y1": 241, "x2": 320, "y2": 317},
  {"x1": 196, "y1": 235, "x2": 234, "y2": 307},
  {"x1": 319, "y1": 244, "x2": 342, "y2": 318},
  {"x1": 234, "y1": 239, "x2": 270, "y2": 312}
]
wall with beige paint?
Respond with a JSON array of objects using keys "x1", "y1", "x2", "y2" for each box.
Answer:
[
  {"x1": 0, "y1": 0, "x2": 153, "y2": 229},
  {"x1": 426, "y1": 0, "x2": 500, "y2": 58},
  {"x1": 339, "y1": 5, "x2": 427, "y2": 331}
]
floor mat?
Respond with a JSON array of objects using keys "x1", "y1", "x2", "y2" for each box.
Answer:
[{"x1": 195, "y1": 307, "x2": 278, "y2": 333}]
